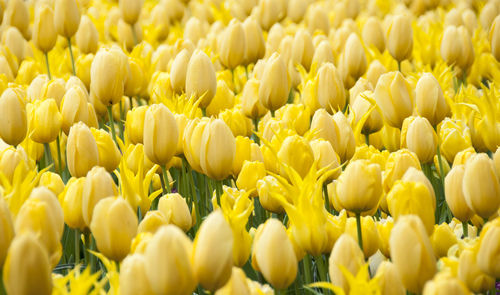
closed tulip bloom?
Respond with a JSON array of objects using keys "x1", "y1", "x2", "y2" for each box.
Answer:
[
  {"x1": 422, "y1": 273, "x2": 469, "y2": 295},
  {"x1": 90, "y1": 197, "x2": 138, "y2": 261},
  {"x1": 119, "y1": 0, "x2": 143, "y2": 25},
  {"x1": 374, "y1": 71, "x2": 414, "y2": 128},
  {"x1": 183, "y1": 118, "x2": 209, "y2": 173},
  {"x1": 158, "y1": 193, "x2": 192, "y2": 232},
  {"x1": 90, "y1": 47, "x2": 129, "y2": 106},
  {"x1": 252, "y1": 219, "x2": 298, "y2": 289},
  {"x1": 386, "y1": 15, "x2": 413, "y2": 62},
  {"x1": 376, "y1": 218, "x2": 394, "y2": 258},
  {"x1": 476, "y1": 217, "x2": 500, "y2": 277},
  {"x1": 241, "y1": 78, "x2": 267, "y2": 119},
  {"x1": 490, "y1": 15, "x2": 500, "y2": 61},
  {"x1": 219, "y1": 108, "x2": 252, "y2": 137},
  {"x1": 441, "y1": 26, "x2": 461, "y2": 67},
  {"x1": 257, "y1": 175, "x2": 287, "y2": 214},
  {"x1": 0, "y1": 146, "x2": 31, "y2": 183},
  {"x1": 215, "y1": 267, "x2": 251, "y2": 295},
  {"x1": 30, "y1": 98, "x2": 62, "y2": 144},
  {"x1": 3, "y1": 233, "x2": 52, "y2": 295},
  {"x1": 258, "y1": 53, "x2": 288, "y2": 112},
  {"x1": 462, "y1": 153, "x2": 500, "y2": 218},
  {"x1": 316, "y1": 63, "x2": 346, "y2": 113},
  {"x1": 345, "y1": 216, "x2": 379, "y2": 258},
  {"x1": 310, "y1": 139, "x2": 341, "y2": 180},
  {"x1": 375, "y1": 261, "x2": 405, "y2": 295},
  {"x1": 125, "y1": 106, "x2": 147, "y2": 144},
  {"x1": 390, "y1": 215, "x2": 436, "y2": 294},
  {"x1": 366, "y1": 60, "x2": 387, "y2": 88},
  {"x1": 336, "y1": 160, "x2": 382, "y2": 213},
  {"x1": 445, "y1": 165, "x2": 474, "y2": 222},
  {"x1": 145, "y1": 225, "x2": 196, "y2": 295},
  {"x1": 219, "y1": 20, "x2": 246, "y2": 69},
  {"x1": 120, "y1": 254, "x2": 154, "y2": 295},
  {"x1": 458, "y1": 248, "x2": 495, "y2": 293},
  {"x1": 91, "y1": 128, "x2": 121, "y2": 172},
  {"x1": 143, "y1": 104, "x2": 178, "y2": 166},
  {"x1": 415, "y1": 73, "x2": 450, "y2": 126},
  {"x1": 291, "y1": 28, "x2": 314, "y2": 71},
  {"x1": 54, "y1": 0, "x2": 81, "y2": 38},
  {"x1": 39, "y1": 172, "x2": 65, "y2": 196},
  {"x1": 75, "y1": 15, "x2": 99, "y2": 54},
  {"x1": 340, "y1": 33, "x2": 367, "y2": 87},
  {"x1": 329, "y1": 234, "x2": 366, "y2": 294},
  {"x1": 0, "y1": 88, "x2": 27, "y2": 146},
  {"x1": 206, "y1": 81, "x2": 235, "y2": 117},
  {"x1": 362, "y1": 17, "x2": 385, "y2": 52},
  {"x1": 351, "y1": 90, "x2": 384, "y2": 134},
  {"x1": 383, "y1": 148, "x2": 421, "y2": 191},
  {"x1": 138, "y1": 210, "x2": 169, "y2": 234},
  {"x1": 199, "y1": 119, "x2": 235, "y2": 180},
  {"x1": 401, "y1": 116, "x2": 437, "y2": 163},
  {"x1": 310, "y1": 109, "x2": 341, "y2": 155},
  {"x1": 170, "y1": 49, "x2": 191, "y2": 93},
  {"x1": 438, "y1": 118, "x2": 472, "y2": 163},
  {"x1": 61, "y1": 86, "x2": 90, "y2": 134},
  {"x1": 0, "y1": 198, "x2": 14, "y2": 267},
  {"x1": 186, "y1": 50, "x2": 217, "y2": 108},
  {"x1": 16, "y1": 187, "x2": 64, "y2": 267},
  {"x1": 311, "y1": 40, "x2": 335, "y2": 67},
  {"x1": 387, "y1": 180, "x2": 435, "y2": 235},
  {"x1": 243, "y1": 18, "x2": 265, "y2": 64},
  {"x1": 66, "y1": 122, "x2": 99, "y2": 178},
  {"x1": 232, "y1": 137, "x2": 263, "y2": 176},
  {"x1": 236, "y1": 161, "x2": 266, "y2": 195},
  {"x1": 332, "y1": 112, "x2": 356, "y2": 162},
  {"x1": 61, "y1": 177, "x2": 86, "y2": 230},
  {"x1": 193, "y1": 210, "x2": 234, "y2": 292},
  {"x1": 277, "y1": 135, "x2": 314, "y2": 179},
  {"x1": 401, "y1": 167, "x2": 436, "y2": 208},
  {"x1": 33, "y1": 5, "x2": 57, "y2": 53},
  {"x1": 82, "y1": 166, "x2": 118, "y2": 227},
  {"x1": 430, "y1": 222, "x2": 457, "y2": 259}
]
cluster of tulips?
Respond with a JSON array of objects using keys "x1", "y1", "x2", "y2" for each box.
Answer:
[{"x1": 1, "y1": 0, "x2": 500, "y2": 294}]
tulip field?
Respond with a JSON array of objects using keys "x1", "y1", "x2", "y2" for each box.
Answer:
[{"x1": 2, "y1": 0, "x2": 500, "y2": 294}]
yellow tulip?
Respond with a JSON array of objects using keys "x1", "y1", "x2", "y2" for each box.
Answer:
[
  {"x1": 345, "y1": 216, "x2": 379, "y2": 258},
  {"x1": 219, "y1": 19, "x2": 246, "y2": 69},
  {"x1": 362, "y1": 17, "x2": 385, "y2": 52},
  {"x1": 66, "y1": 122, "x2": 99, "y2": 178},
  {"x1": 39, "y1": 171, "x2": 65, "y2": 196},
  {"x1": 329, "y1": 234, "x2": 366, "y2": 294},
  {"x1": 332, "y1": 112, "x2": 356, "y2": 162},
  {"x1": 137, "y1": 210, "x2": 169, "y2": 234},
  {"x1": 340, "y1": 33, "x2": 368, "y2": 88},
  {"x1": 60, "y1": 86, "x2": 90, "y2": 135},
  {"x1": 170, "y1": 49, "x2": 191, "y2": 93},
  {"x1": 32, "y1": 5, "x2": 57, "y2": 53},
  {"x1": 119, "y1": 0, "x2": 143, "y2": 25},
  {"x1": 386, "y1": 15, "x2": 413, "y2": 62},
  {"x1": 438, "y1": 118, "x2": 472, "y2": 163},
  {"x1": 241, "y1": 78, "x2": 268, "y2": 119},
  {"x1": 458, "y1": 248, "x2": 495, "y2": 293},
  {"x1": 0, "y1": 88, "x2": 27, "y2": 146},
  {"x1": 54, "y1": 0, "x2": 81, "y2": 38},
  {"x1": 125, "y1": 106, "x2": 147, "y2": 144},
  {"x1": 376, "y1": 217, "x2": 394, "y2": 258},
  {"x1": 374, "y1": 71, "x2": 414, "y2": 128},
  {"x1": 199, "y1": 119, "x2": 236, "y2": 180},
  {"x1": 429, "y1": 223, "x2": 457, "y2": 258},
  {"x1": 0, "y1": 145, "x2": 32, "y2": 183},
  {"x1": 215, "y1": 267, "x2": 251, "y2": 295},
  {"x1": 312, "y1": 40, "x2": 335, "y2": 67},
  {"x1": 257, "y1": 175, "x2": 288, "y2": 214},
  {"x1": 90, "y1": 47, "x2": 129, "y2": 106},
  {"x1": 158, "y1": 193, "x2": 192, "y2": 232},
  {"x1": 275, "y1": 104, "x2": 311, "y2": 136},
  {"x1": 316, "y1": 62, "x2": 346, "y2": 113},
  {"x1": 91, "y1": 128, "x2": 121, "y2": 172},
  {"x1": 143, "y1": 104, "x2": 179, "y2": 166},
  {"x1": 383, "y1": 149, "x2": 421, "y2": 191},
  {"x1": 186, "y1": 50, "x2": 217, "y2": 108},
  {"x1": 0, "y1": 197, "x2": 14, "y2": 267},
  {"x1": 90, "y1": 197, "x2": 138, "y2": 261},
  {"x1": 390, "y1": 215, "x2": 436, "y2": 294},
  {"x1": 258, "y1": 53, "x2": 288, "y2": 112},
  {"x1": 219, "y1": 108, "x2": 253, "y2": 137},
  {"x1": 310, "y1": 139, "x2": 341, "y2": 181},
  {"x1": 75, "y1": 15, "x2": 99, "y2": 54},
  {"x1": 401, "y1": 116, "x2": 437, "y2": 163},
  {"x1": 402, "y1": 167, "x2": 436, "y2": 209},
  {"x1": 252, "y1": 219, "x2": 298, "y2": 290},
  {"x1": 310, "y1": 109, "x2": 341, "y2": 157},
  {"x1": 351, "y1": 90, "x2": 384, "y2": 135},
  {"x1": 422, "y1": 272, "x2": 469, "y2": 295},
  {"x1": 61, "y1": 177, "x2": 86, "y2": 230},
  {"x1": 82, "y1": 166, "x2": 118, "y2": 227},
  {"x1": 291, "y1": 28, "x2": 314, "y2": 71},
  {"x1": 29, "y1": 98, "x2": 62, "y2": 144},
  {"x1": 374, "y1": 261, "x2": 406, "y2": 295},
  {"x1": 445, "y1": 165, "x2": 474, "y2": 222},
  {"x1": 193, "y1": 210, "x2": 234, "y2": 292},
  {"x1": 2, "y1": 233, "x2": 52, "y2": 295},
  {"x1": 236, "y1": 161, "x2": 266, "y2": 196},
  {"x1": 277, "y1": 135, "x2": 314, "y2": 179},
  {"x1": 415, "y1": 73, "x2": 450, "y2": 126},
  {"x1": 476, "y1": 217, "x2": 500, "y2": 277},
  {"x1": 243, "y1": 18, "x2": 265, "y2": 64},
  {"x1": 119, "y1": 254, "x2": 154, "y2": 295},
  {"x1": 206, "y1": 80, "x2": 235, "y2": 117},
  {"x1": 3, "y1": 0, "x2": 29, "y2": 38}
]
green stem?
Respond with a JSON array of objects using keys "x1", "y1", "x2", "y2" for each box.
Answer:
[
  {"x1": 315, "y1": 255, "x2": 329, "y2": 294},
  {"x1": 44, "y1": 52, "x2": 52, "y2": 80},
  {"x1": 355, "y1": 212, "x2": 364, "y2": 252},
  {"x1": 107, "y1": 105, "x2": 117, "y2": 144},
  {"x1": 118, "y1": 100, "x2": 124, "y2": 140},
  {"x1": 0, "y1": 269, "x2": 5, "y2": 295},
  {"x1": 252, "y1": 118, "x2": 260, "y2": 145},
  {"x1": 462, "y1": 222, "x2": 468, "y2": 238},
  {"x1": 132, "y1": 26, "x2": 138, "y2": 45},
  {"x1": 43, "y1": 143, "x2": 54, "y2": 171},
  {"x1": 188, "y1": 166, "x2": 201, "y2": 230},
  {"x1": 161, "y1": 165, "x2": 171, "y2": 194},
  {"x1": 270, "y1": 109, "x2": 275, "y2": 117},
  {"x1": 74, "y1": 229, "x2": 80, "y2": 265},
  {"x1": 84, "y1": 232, "x2": 90, "y2": 268},
  {"x1": 90, "y1": 235, "x2": 97, "y2": 273},
  {"x1": 436, "y1": 144, "x2": 446, "y2": 188},
  {"x1": 56, "y1": 135, "x2": 63, "y2": 174},
  {"x1": 231, "y1": 68, "x2": 237, "y2": 94},
  {"x1": 67, "y1": 37, "x2": 76, "y2": 76},
  {"x1": 364, "y1": 133, "x2": 369, "y2": 146},
  {"x1": 397, "y1": 60, "x2": 401, "y2": 72},
  {"x1": 322, "y1": 183, "x2": 330, "y2": 213},
  {"x1": 303, "y1": 254, "x2": 313, "y2": 284},
  {"x1": 276, "y1": 289, "x2": 286, "y2": 295},
  {"x1": 215, "y1": 180, "x2": 223, "y2": 206}
]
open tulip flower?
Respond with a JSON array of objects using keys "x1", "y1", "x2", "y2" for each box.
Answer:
[{"x1": 2, "y1": 0, "x2": 500, "y2": 294}]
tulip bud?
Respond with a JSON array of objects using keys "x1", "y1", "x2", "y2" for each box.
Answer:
[
  {"x1": 61, "y1": 86, "x2": 90, "y2": 135},
  {"x1": 219, "y1": 20, "x2": 246, "y2": 69},
  {"x1": 458, "y1": 248, "x2": 495, "y2": 293},
  {"x1": 401, "y1": 116, "x2": 437, "y2": 163},
  {"x1": 329, "y1": 234, "x2": 366, "y2": 294},
  {"x1": 345, "y1": 216, "x2": 379, "y2": 258},
  {"x1": 91, "y1": 128, "x2": 121, "y2": 172},
  {"x1": 376, "y1": 217, "x2": 394, "y2": 258},
  {"x1": 219, "y1": 108, "x2": 252, "y2": 137},
  {"x1": 310, "y1": 139, "x2": 341, "y2": 180},
  {"x1": 490, "y1": 15, "x2": 500, "y2": 61},
  {"x1": 2, "y1": 233, "x2": 52, "y2": 295},
  {"x1": 199, "y1": 119, "x2": 235, "y2": 180},
  {"x1": 243, "y1": 18, "x2": 265, "y2": 64},
  {"x1": 193, "y1": 210, "x2": 234, "y2": 292},
  {"x1": 61, "y1": 177, "x2": 86, "y2": 230},
  {"x1": 143, "y1": 104, "x2": 179, "y2": 166},
  {"x1": 310, "y1": 109, "x2": 341, "y2": 154},
  {"x1": 236, "y1": 161, "x2": 266, "y2": 195},
  {"x1": 257, "y1": 0, "x2": 285, "y2": 30},
  {"x1": 90, "y1": 47, "x2": 128, "y2": 106},
  {"x1": 170, "y1": 49, "x2": 191, "y2": 93},
  {"x1": 137, "y1": 210, "x2": 168, "y2": 234},
  {"x1": 374, "y1": 71, "x2": 414, "y2": 128},
  {"x1": 0, "y1": 146, "x2": 31, "y2": 183},
  {"x1": 374, "y1": 261, "x2": 406, "y2": 295},
  {"x1": 33, "y1": 5, "x2": 57, "y2": 53},
  {"x1": 390, "y1": 215, "x2": 436, "y2": 294},
  {"x1": 186, "y1": 50, "x2": 217, "y2": 108},
  {"x1": 438, "y1": 118, "x2": 472, "y2": 163},
  {"x1": 16, "y1": 187, "x2": 64, "y2": 267},
  {"x1": 39, "y1": 171, "x2": 65, "y2": 196},
  {"x1": 30, "y1": 98, "x2": 62, "y2": 144},
  {"x1": 215, "y1": 267, "x2": 251, "y2": 295},
  {"x1": 312, "y1": 40, "x2": 334, "y2": 67},
  {"x1": 75, "y1": 15, "x2": 99, "y2": 54},
  {"x1": 386, "y1": 15, "x2": 413, "y2": 62},
  {"x1": 444, "y1": 165, "x2": 474, "y2": 222},
  {"x1": 119, "y1": 0, "x2": 143, "y2": 25},
  {"x1": 415, "y1": 73, "x2": 450, "y2": 126},
  {"x1": 291, "y1": 28, "x2": 314, "y2": 71},
  {"x1": 252, "y1": 219, "x2": 298, "y2": 289},
  {"x1": 66, "y1": 122, "x2": 99, "y2": 178},
  {"x1": 125, "y1": 106, "x2": 147, "y2": 144},
  {"x1": 422, "y1": 273, "x2": 469, "y2": 295},
  {"x1": 0, "y1": 88, "x2": 27, "y2": 146},
  {"x1": 462, "y1": 153, "x2": 500, "y2": 218},
  {"x1": 183, "y1": 118, "x2": 209, "y2": 173},
  {"x1": 316, "y1": 63, "x2": 346, "y2": 113},
  {"x1": 366, "y1": 60, "x2": 387, "y2": 88},
  {"x1": 332, "y1": 112, "x2": 356, "y2": 162},
  {"x1": 277, "y1": 135, "x2": 314, "y2": 179},
  {"x1": 90, "y1": 197, "x2": 138, "y2": 261},
  {"x1": 0, "y1": 197, "x2": 14, "y2": 267},
  {"x1": 306, "y1": 4, "x2": 329, "y2": 34},
  {"x1": 120, "y1": 254, "x2": 154, "y2": 295},
  {"x1": 158, "y1": 193, "x2": 192, "y2": 232},
  {"x1": 340, "y1": 33, "x2": 367, "y2": 87},
  {"x1": 429, "y1": 222, "x2": 457, "y2": 258},
  {"x1": 54, "y1": 0, "x2": 81, "y2": 38},
  {"x1": 258, "y1": 53, "x2": 288, "y2": 112},
  {"x1": 82, "y1": 166, "x2": 118, "y2": 227},
  {"x1": 363, "y1": 17, "x2": 385, "y2": 52},
  {"x1": 351, "y1": 90, "x2": 384, "y2": 134},
  {"x1": 145, "y1": 225, "x2": 197, "y2": 294},
  {"x1": 206, "y1": 81, "x2": 235, "y2": 117},
  {"x1": 241, "y1": 78, "x2": 267, "y2": 119}
]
